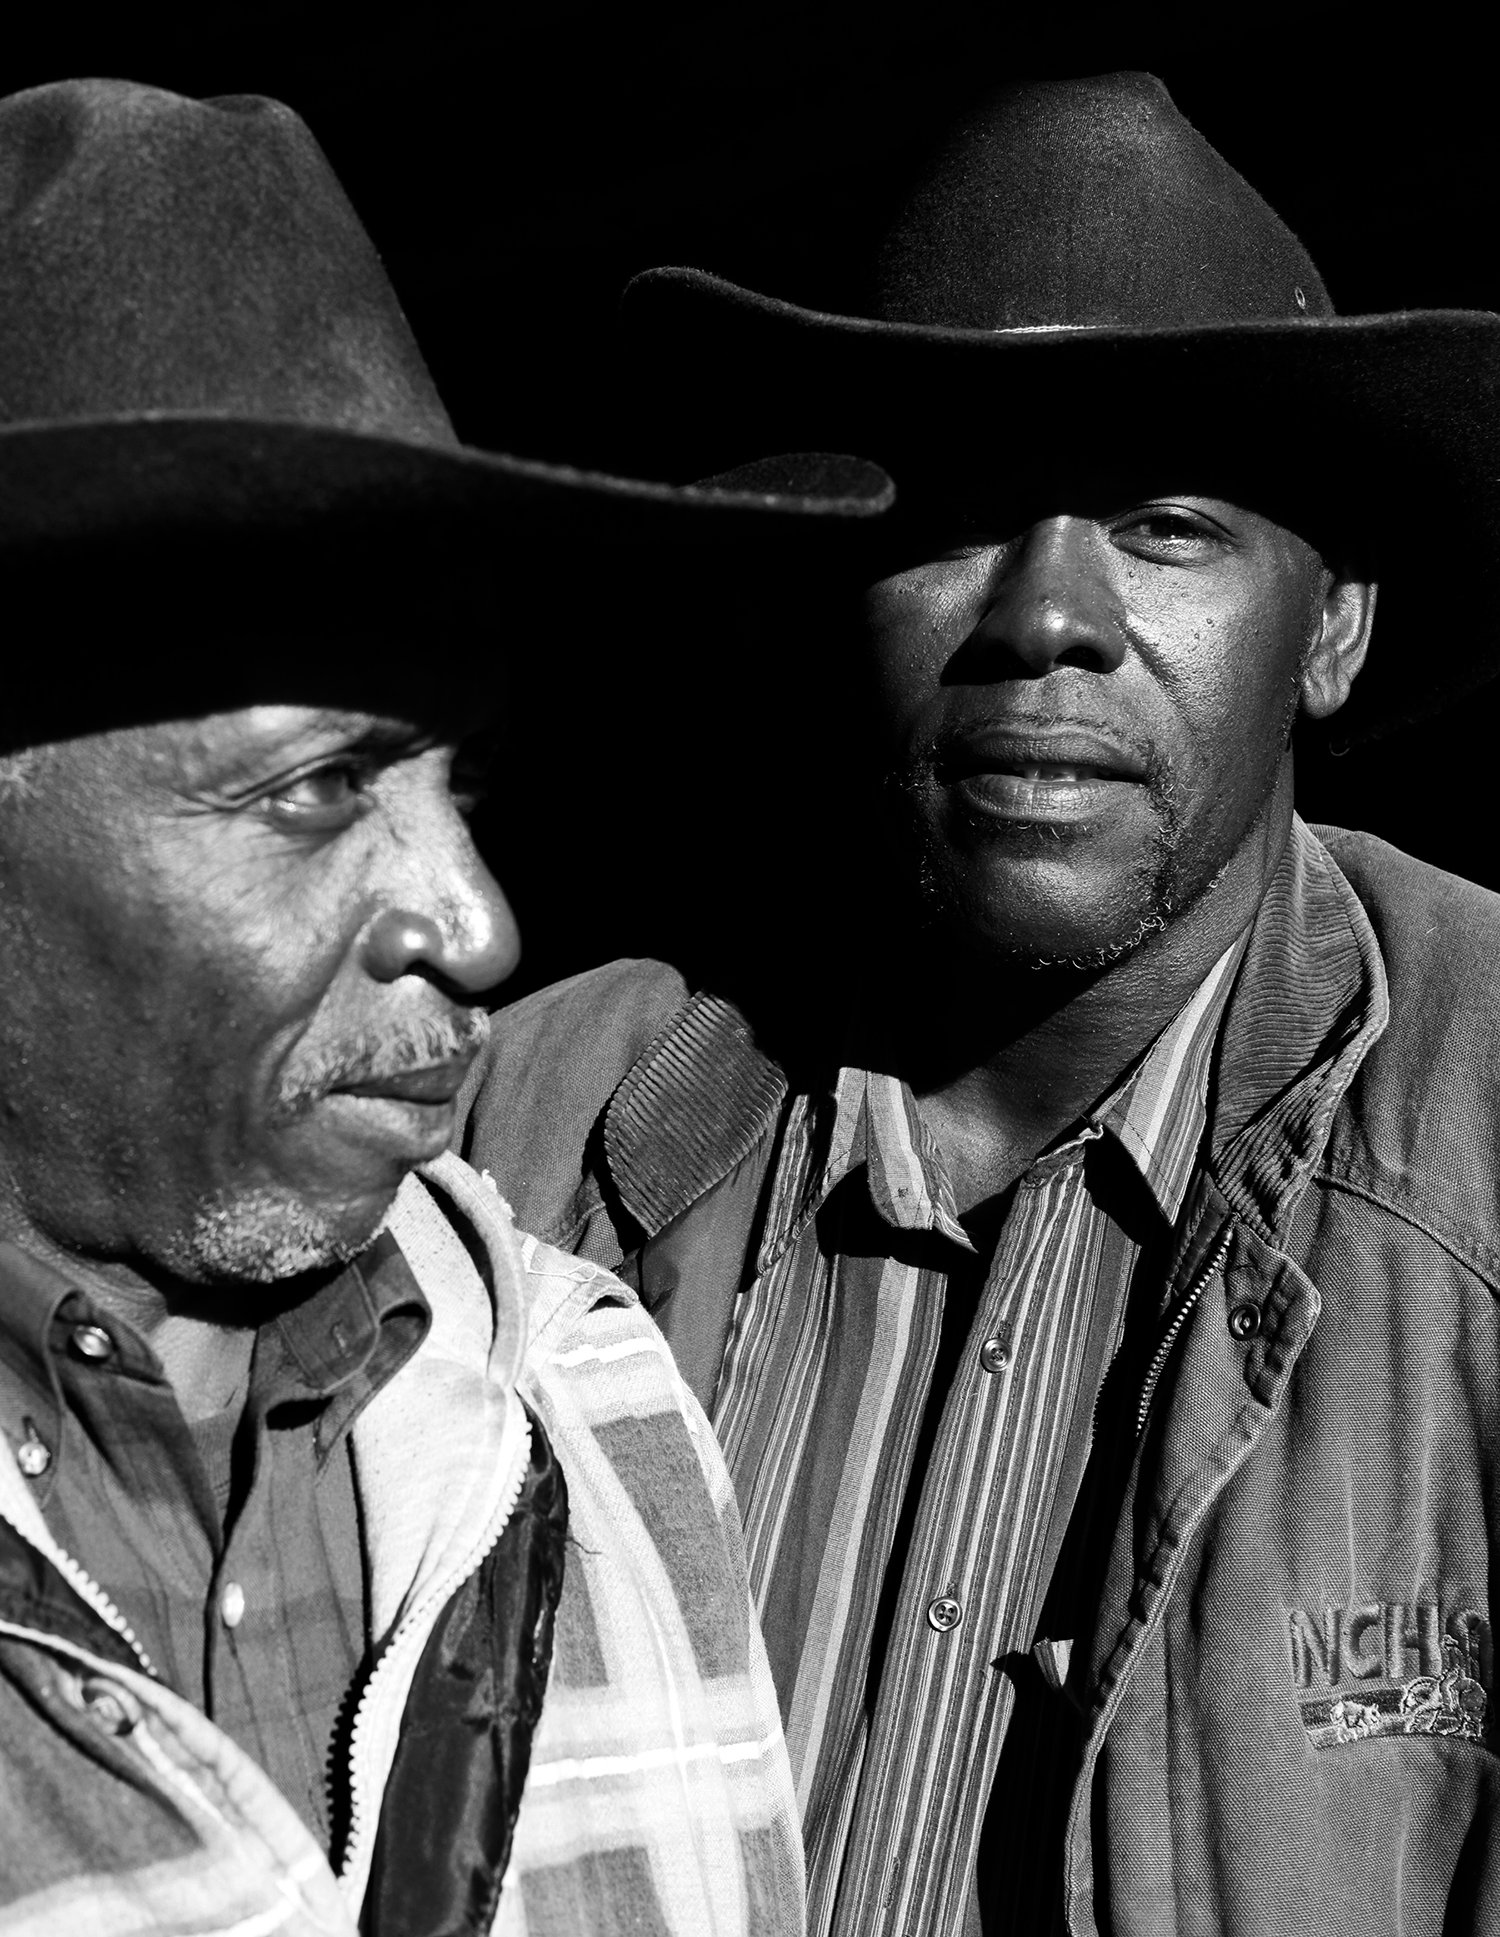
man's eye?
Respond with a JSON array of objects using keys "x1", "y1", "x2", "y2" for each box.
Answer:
[
  {"x1": 1113, "y1": 508, "x2": 1223, "y2": 555},
  {"x1": 260, "y1": 764, "x2": 365, "y2": 829}
]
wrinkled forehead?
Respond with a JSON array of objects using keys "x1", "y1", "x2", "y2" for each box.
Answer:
[
  {"x1": 123, "y1": 701, "x2": 477, "y2": 776},
  {"x1": 0, "y1": 697, "x2": 489, "y2": 824},
  {"x1": 0, "y1": 631, "x2": 505, "y2": 768}
]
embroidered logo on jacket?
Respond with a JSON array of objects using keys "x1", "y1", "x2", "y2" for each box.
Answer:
[{"x1": 1289, "y1": 1604, "x2": 1492, "y2": 1749}]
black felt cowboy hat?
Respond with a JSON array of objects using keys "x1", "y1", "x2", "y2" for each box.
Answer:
[
  {"x1": 0, "y1": 77, "x2": 891, "y2": 564},
  {"x1": 617, "y1": 72, "x2": 1500, "y2": 739}
]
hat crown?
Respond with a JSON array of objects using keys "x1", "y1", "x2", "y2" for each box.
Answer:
[
  {"x1": 875, "y1": 72, "x2": 1331, "y2": 332},
  {"x1": 0, "y1": 78, "x2": 456, "y2": 443}
]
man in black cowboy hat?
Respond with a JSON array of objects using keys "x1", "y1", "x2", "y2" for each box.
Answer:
[
  {"x1": 0, "y1": 75, "x2": 896, "y2": 1935},
  {"x1": 464, "y1": 72, "x2": 1500, "y2": 1937}
]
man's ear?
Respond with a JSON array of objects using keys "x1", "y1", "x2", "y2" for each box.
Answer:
[{"x1": 1300, "y1": 574, "x2": 1378, "y2": 721}]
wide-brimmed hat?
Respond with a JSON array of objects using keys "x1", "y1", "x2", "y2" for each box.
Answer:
[
  {"x1": 0, "y1": 78, "x2": 891, "y2": 565},
  {"x1": 616, "y1": 72, "x2": 1500, "y2": 739}
]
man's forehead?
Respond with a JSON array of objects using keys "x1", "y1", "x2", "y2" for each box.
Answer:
[
  {"x1": 184, "y1": 705, "x2": 425, "y2": 752},
  {"x1": 151, "y1": 699, "x2": 490, "y2": 768},
  {"x1": 893, "y1": 411, "x2": 1359, "y2": 554},
  {"x1": 917, "y1": 467, "x2": 1260, "y2": 530}
]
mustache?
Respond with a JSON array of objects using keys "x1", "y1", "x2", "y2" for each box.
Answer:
[{"x1": 275, "y1": 1008, "x2": 492, "y2": 1114}]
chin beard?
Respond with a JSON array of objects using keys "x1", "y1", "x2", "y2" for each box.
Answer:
[
  {"x1": 894, "y1": 749, "x2": 1187, "y2": 975},
  {"x1": 168, "y1": 1185, "x2": 384, "y2": 1286},
  {"x1": 1021, "y1": 901, "x2": 1176, "y2": 974}
]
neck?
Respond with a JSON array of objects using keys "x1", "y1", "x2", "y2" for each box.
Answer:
[{"x1": 862, "y1": 798, "x2": 1292, "y2": 1214}]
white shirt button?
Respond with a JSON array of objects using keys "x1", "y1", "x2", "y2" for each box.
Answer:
[
  {"x1": 16, "y1": 1420, "x2": 51, "y2": 1477},
  {"x1": 927, "y1": 1595, "x2": 963, "y2": 1633},
  {"x1": 219, "y1": 1582, "x2": 246, "y2": 1629}
]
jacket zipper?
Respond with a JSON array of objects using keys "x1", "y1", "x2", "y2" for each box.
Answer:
[
  {"x1": 0, "y1": 1499, "x2": 157, "y2": 1678},
  {"x1": 1135, "y1": 1226, "x2": 1234, "y2": 1436},
  {"x1": 338, "y1": 1412, "x2": 533, "y2": 1896}
]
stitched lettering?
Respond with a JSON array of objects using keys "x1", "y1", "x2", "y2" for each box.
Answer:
[
  {"x1": 1384, "y1": 1602, "x2": 1443, "y2": 1681},
  {"x1": 1291, "y1": 1601, "x2": 1492, "y2": 1698},
  {"x1": 1337, "y1": 1603, "x2": 1385, "y2": 1682},
  {"x1": 1293, "y1": 1601, "x2": 1494, "y2": 1751},
  {"x1": 1289, "y1": 1607, "x2": 1336, "y2": 1687}
]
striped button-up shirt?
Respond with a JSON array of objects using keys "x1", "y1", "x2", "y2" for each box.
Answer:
[{"x1": 710, "y1": 939, "x2": 1245, "y2": 1936}]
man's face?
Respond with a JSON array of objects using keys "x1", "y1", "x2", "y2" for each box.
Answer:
[
  {"x1": 0, "y1": 691, "x2": 518, "y2": 1293},
  {"x1": 862, "y1": 477, "x2": 1370, "y2": 968}
]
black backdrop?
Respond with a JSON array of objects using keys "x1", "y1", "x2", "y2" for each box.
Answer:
[{"x1": 8, "y1": 6, "x2": 1497, "y2": 996}]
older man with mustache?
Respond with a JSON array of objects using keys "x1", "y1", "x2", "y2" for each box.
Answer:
[{"x1": 0, "y1": 77, "x2": 891, "y2": 1936}]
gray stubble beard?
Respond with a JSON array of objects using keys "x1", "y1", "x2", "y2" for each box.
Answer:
[{"x1": 172, "y1": 1185, "x2": 377, "y2": 1285}]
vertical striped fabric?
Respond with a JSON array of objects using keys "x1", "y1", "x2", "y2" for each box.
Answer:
[{"x1": 710, "y1": 938, "x2": 1245, "y2": 1936}]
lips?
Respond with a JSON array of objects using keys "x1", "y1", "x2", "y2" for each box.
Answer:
[
  {"x1": 300, "y1": 1055, "x2": 478, "y2": 1169},
  {"x1": 939, "y1": 727, "x2": 1148, "y2": 787},
  {"x1": 935, "y1": 724, "x2": 1150, "y2": 826},
  {"x1": 330, "y1": 1060, "x2": 473, "y2": 1105}
]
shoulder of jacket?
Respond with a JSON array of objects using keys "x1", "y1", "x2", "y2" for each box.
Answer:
[
  {"x1": 1314, "y1": 825, "x2": 1500, "y2": 963},
  {"x1": 489, "y1": 958, "x2": 694, "y2": 1068},
  {"x1": 457, "y1": 960, "x2": 696, "y2": 1245},
  {"x1": 1311, "y1": 826, "x2": 1500, "y2": 1288},
  {"x1": 1313, "y1": 826, "x2": 1500, "y2": 1054}
]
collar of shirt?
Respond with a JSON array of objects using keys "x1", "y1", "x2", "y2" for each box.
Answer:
[
  {"x1": 814, "y1": 930, "x2": 1251, "y2": 1257},
  {"x1": 0, "y1": 1231, "x2": 430, "y2": 1500}
]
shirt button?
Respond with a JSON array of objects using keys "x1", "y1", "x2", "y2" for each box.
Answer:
[
  {"x1": 219, "y1": 1582, "x2": 246, "y2": 1630},
  {"x1": 979, "y1": 1335, "x2": 1011, "y2": 1374},
  {"x1": 16, "y1": 1419, "x2": 51, "y2": 1477},
  {"x1": 1227, "y1": 1302, "x2": 1262, "y2": 1341},
  {"x1": 68, "y1": 1323, "x2": 115, "y2": 1363},
  {"x1": 927, "y1": 1595, "x2": 963, "y2": 1633}
]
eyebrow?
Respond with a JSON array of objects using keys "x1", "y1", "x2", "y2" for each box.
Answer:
[{"x1": 295, "y1": 711, "x2": 425, "y2": 748}]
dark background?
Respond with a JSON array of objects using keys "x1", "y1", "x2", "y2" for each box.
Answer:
[{"x1": 7, "y1": 5, "x2": 1497, "y2": 995}]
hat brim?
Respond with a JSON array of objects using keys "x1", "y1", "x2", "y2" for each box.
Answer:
[
  {"x1": 620, "y1": 266, "x2": 1500, "y2": 453},
  {"x1": 0, "y1": 412, "x2": 892, "y2": 550},
  {"x1": 619, "y1": 268, "x2": 1500, "y2": 739}
]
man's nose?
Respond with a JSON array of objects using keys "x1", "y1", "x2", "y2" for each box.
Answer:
[
  {"x1": 360, "y1": 834, "x2": 522, "y2": 997},
  {"x1": 967, "y1": 517, "x2": 1128, "y2": 675}
]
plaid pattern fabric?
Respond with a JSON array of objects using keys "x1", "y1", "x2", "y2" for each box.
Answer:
[
  {"x1": 711, "y1": 938, "x2": 1245, "y2": 1936},
  {"x1": 370, "y1": 1153, "x2": 806, "y2": 1936}
]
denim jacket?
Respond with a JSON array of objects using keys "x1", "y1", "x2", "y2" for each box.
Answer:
[{"x1": 461, "y1": 817, "x2": 1500, "y2": 1935}]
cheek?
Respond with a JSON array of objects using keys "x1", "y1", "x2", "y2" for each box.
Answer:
[
  {"x1": 38, "y1": 833, "x2": 356, "y2": 1112},
  {"x1": 1128, "y1": 576, "x2": 1311, "y2": 785},
  {"x1": 863, "y1": 561, "x2": 988, "y2": 738},
  {"x1": 138, "y1": 849, "x2": 364, "y2": 1090}
]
